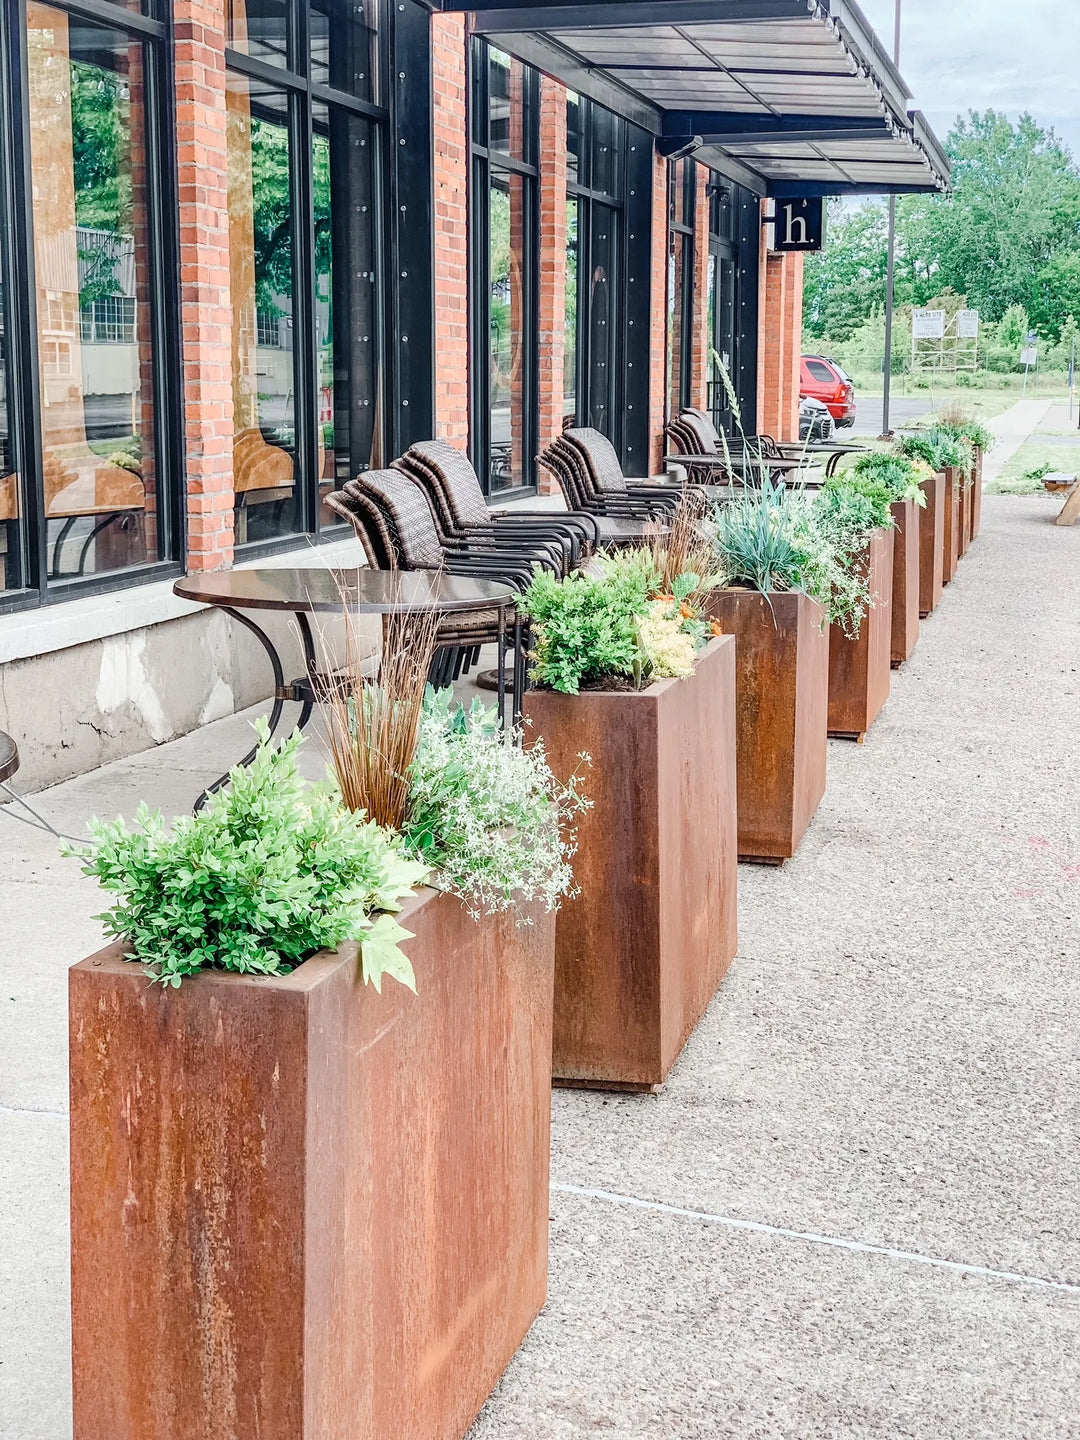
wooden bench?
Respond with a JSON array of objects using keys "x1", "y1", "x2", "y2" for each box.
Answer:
[{"x1": 1043, "y1": 472, "x2": 1080, "y2": 526}]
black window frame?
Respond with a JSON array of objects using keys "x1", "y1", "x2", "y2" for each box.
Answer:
[
  {"x1": 225, "y1": 0, "x2": 391, "y2": 557},
  {"x1": 666, "y1": 156, "x2": 696, "y2": 419},
  {"x1": 707, "y1": 172, "x2": 759, "y2": 437},
  {"x1": 565, "y1": 92, "x2": 652, "y2": 475},
  {"x1": 0, "y1": 0, "x2": 184, "y2": 615},
  {"x1": 467, "y1": 36, "x2": 539, "y2": 501}
]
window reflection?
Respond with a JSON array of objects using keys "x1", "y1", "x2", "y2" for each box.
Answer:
[
  {"x1": 226, "y1": 75, "x2": 298, "y2": 543},
  {"x1": 314, "y1": 100, "x2": 379, "y2": 526},
  {"x1": 488, "y1": 173, "x2": 528, "y2": 492},
  {"x1": 28, "y1": 4, "x2": 158, "y2": 581},
  {"x1": 564, "y1": 194, "x2": 578, "y2": 428},
  {"x1": 0, "y1": 265, "x2": 20, "y2": 591},
  {"x1": 227, "y1": 0, "x2": 290, "y2": 70},
  {"x1": 310, "y1": 0, "x2": 377, "y2": 101}
]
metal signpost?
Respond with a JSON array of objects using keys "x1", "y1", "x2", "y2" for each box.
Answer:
[{"x1": 1021, "y1": 330, "x2": 1038, "y2": 397}]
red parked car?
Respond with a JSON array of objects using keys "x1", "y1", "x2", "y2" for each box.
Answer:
[{"x1": 800, "y1": 355, "x2": 857, "y2": 428}]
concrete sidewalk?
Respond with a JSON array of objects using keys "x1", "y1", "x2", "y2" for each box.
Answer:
[
  {"x1": 981, "y1": 397, "x2": 1056, "y2": 484},
  {"x1": 3, "y1": 495, "x2": 1080, "y2": 1437}
]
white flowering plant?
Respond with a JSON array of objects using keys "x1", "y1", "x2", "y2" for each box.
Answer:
[{"x1": 403, "y1": 688, "x2": 589, "y2": 919}]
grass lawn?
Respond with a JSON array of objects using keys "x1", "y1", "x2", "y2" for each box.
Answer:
[{"x1": 988, "y1": 441, "x2": 1080, "y2": 494}]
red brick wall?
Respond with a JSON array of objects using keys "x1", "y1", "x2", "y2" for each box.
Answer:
[
  {"x1": 758, "y1": 232, "x2": 804, "y2": 444},
  {"x1": 175, "y1": 0, "x2": 234, "y2": 571},
  {"x1": 537, "y1": 75, "x2": 568, "y2": 494},
  {"x1": 689, "y1": 162, "x2": 710, "y2": 411},
  {"x1": 431, "y1": 12, "x2": 469, "y2": 447}
]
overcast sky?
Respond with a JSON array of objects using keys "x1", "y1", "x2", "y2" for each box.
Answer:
[{"x1": 856, "y1": 0, "x2": 1080, "y2": 161}]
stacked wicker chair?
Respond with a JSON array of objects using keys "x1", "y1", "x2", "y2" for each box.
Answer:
[
  {"x1": 668, "y1": 407, "x2": 855, "y2": 479},
  {"x1": 326, "y1": 467, "x2": 529, "y2": 687},
  {"x1": 395, "y1": 438, "x2": 599, "y2": 575},
  {"x1": 541, "y1": 428, "x2": 686, "y2": 519}
]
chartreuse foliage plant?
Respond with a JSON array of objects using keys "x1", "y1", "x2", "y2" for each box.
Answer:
[
  {"x1": 404, "y1": 688, "x2": 588, "y2": 919},
  {"x1": 66, "y1": 723, "x2": 429, "y2": 992},
  {"x1": 848, "y1": 451, "x2": 928, "y2": 506},
  {"x1": 896, "y1": 427, "x2": 970, "y2": 476},
  {"x1": 519, "y1": 549, "x2": 711, "y2": 695}
]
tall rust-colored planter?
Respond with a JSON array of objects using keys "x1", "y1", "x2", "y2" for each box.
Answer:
[
  {"x1": 524, "y1": 637, "x2": 737, "y2": 1091},
  {"x1": 958, "y1": 473, "x2": 972, "y2": 556},
  {"x1": 69, "y1": 889, "x2": 555, "y2": 1440},
  {"x1": 829, "y1": 526, "x2": 894, "y2": 741},
  {"x1": 890, "y1": 496, "x2": 920, "y2": 667},
  {"x1": 942, "y1": 466, "x2": 961, "y2": 584},
  {"x1": 705, "y1": 589, "x2": 828, "y2": 864},
  {"x1": 919, "y1": 472, "x2": 945, "y2": 616},
  {"x1": 971, "y1": 448, "x2": 984, "y2": 539}
]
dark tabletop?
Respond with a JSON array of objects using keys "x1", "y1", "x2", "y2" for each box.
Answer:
[
  {"x1": 174, "y1": 568, "x2": 517, "y2": 615},
  {"x1": 0, "y1": 731, "x2": 18, "y2": 784},
  {"x1": 592, "y1": 516, "x2": 672, "y2": 544}
]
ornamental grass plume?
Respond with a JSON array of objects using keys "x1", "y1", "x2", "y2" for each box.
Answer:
[{"x1": 320, "y1": 595, "x2": 440, "y2": 831}]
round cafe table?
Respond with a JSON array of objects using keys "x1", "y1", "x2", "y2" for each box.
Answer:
[
  {"x1": 0, "y1": 731, "x2": 18, "y2": 784},
  {"x1": 174, "y1": 568, "x2": 520, "y2": 808}
]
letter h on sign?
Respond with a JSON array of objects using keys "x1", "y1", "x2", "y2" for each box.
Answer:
[{"x1": 771, "y1": 198, "x2": 824, "y2": 253}]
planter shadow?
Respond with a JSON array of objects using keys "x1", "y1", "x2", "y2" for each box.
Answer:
[
  {"x1": 890, "y1": 496, "x2": 920, "y2": 667},
  {"x1": 918, "y1": 472, "x2": 945, "y2": 617},
  {"x1": 70, "y1": 888, "x2": 555, "y2": 1440},
  {"x1": 706, "y1": 589, "x2": 828, "y2": 865},
  {"x1": 524, "y1": 637, "x2": 738, "y2": 1092},
  {"x1": 828, "y1": 526, "x2": 894, "y2": 742}
]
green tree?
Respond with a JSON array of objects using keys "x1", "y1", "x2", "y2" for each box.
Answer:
[{"x1": 805, "y1": 111, "x2": 1080, "y2": 349}]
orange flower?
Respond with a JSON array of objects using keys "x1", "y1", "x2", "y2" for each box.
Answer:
[
  {"x1": 680, "y1": 602, "x2": 694, "y2": 620},
  {"x1": 710, "y1": 620, "x2": 725, "y2": 637}
]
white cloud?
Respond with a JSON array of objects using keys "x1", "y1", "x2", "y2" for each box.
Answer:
[{"x1": 855, "y1": 0, "x2": 1080, "y2": 157}]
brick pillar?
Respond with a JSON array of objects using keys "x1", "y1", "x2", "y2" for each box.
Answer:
[
  {"x1": 689, "y1": 164, "x2": 710, "y2": 411},
  {"x1": 431, "y1": 13, "x2": 469, "y2": 447},
  {"x1": 758, "y1": 240, "x2": 804, "y2": 444},
  {"x1": 537, "y1": 75, "x2": 567, "y2": 495},
  {"x1": 647, "y1": 152, "x2": 668, "y2": 475},
  {"x1": 175, "y1": 0, "x2": 234, "y2": 570}
]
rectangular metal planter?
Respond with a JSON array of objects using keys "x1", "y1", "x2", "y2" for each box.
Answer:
[
  {"x1": 971, "y1": 447, "x2": 984, "y2": 540},
  {"x1": 523, "y1": 636, "x2": 738, "y2": 1091},
  {"x1": 958, "y1": 472, "x2": 972, "y2": 556},
  {"x1": 828, "y1": 526, "x2": 894, "y2": 742},
  {"x1": 942, "y1": 466, "x2": 961, "y2": 584},
  {"x1": 705, "y1": 589, "x2": 828, "y2": 864},
  {"x1": 889, "y1": 496, "x2": 920, "y2": 667},
  {"x1": 70, "y1": 889, "x2": 555, "y2": 1440},
  {"x1": 918, "y1": 472, "x2": 945, "y2": 617}
]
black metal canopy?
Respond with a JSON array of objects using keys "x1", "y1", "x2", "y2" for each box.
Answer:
[{"x1": 430, "y1": 0, "x2": 949, "y2": 196}]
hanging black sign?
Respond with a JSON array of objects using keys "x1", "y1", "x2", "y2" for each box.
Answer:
[{"x1": 771, "y1": 197, "x2": 825, "y2": 253}]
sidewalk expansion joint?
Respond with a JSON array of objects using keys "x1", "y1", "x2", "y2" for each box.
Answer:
[
  {"x1": 552, "y1": 1182, "x2": 1080, "y2": 1296},
  {"x1": 0, "y1": 1103, "x2": 68, "y2": 1118}
]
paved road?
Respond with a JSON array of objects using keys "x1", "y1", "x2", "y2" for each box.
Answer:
[
  {"x1": 3, "y1": 494, "x2": 1080, "y2": 1437},
  {"x1": 849, "y1": 394, "x2": 938, "y2": 437}
]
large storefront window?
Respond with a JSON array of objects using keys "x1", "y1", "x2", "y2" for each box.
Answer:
[
  {"x1": 667, "y1": 158, "x2": 695, "y2": 416},
  {"x1": 0, "y1": 0, "x2": 177, "y2": 608},
  {"x1": 707, "y1": 174, "x2": 740, "y2": 433},
  {"x1": 470, "y1": 41, "x2": 538, "y2": 496},
  {"x1": 565, "y1": 92, "x2": 623, "y2": 442},
  {"x1": 226, "y1": 0, "x2": 384, "y2": 546}
]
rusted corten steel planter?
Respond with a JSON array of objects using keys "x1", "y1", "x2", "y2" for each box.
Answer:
[
  {"x1": 705, "y1": 589, "x2": 828, "y2": 865},
  {"x1": 918, "y1": 472, "x2": 945, "y2": 617},
  {"x1": 958, "y1": 472, "x2": 972, "y2": 556},
  {"x1": 971, "y1": 448, "x2": 984, "y2": 539},
  {"x1": 828, "y1": 526, "x2": 894, "y2": 742},
  {"x1": 69, "y1": 889, "x2": 555, "y2": 1440},
  {"x1": 523, "y1": 636, "x2": 737, "y2": 1092},
  {"x1": 889, "y1": 496, "x2": 920, "y2": 667},
  {"x1": 942, "y1": 466, "x2": 961, "y2": 584}
]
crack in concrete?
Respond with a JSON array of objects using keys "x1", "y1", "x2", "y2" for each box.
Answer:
[{"x1": 552, "y1": 1182, "x2": 1080, "y2": 1296}]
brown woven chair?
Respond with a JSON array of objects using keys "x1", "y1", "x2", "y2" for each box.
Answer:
[
  {"x1": 397, "y1": 438, "x2": 598, "y2": 571},
  {"x1": 561, "y1": 428, "x2": 725, "y2": 512}
]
